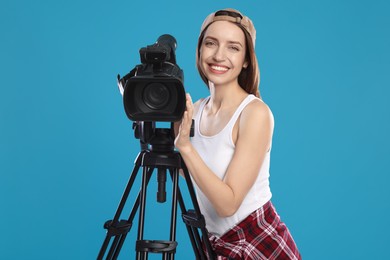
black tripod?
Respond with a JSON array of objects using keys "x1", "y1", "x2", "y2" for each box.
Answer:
[{"x1": 97, "y1": 122, "x2": 216, "y2": 259}]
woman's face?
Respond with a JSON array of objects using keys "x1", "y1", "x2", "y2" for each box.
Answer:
[{"x1": 199, "y1": 20, "x2": 248, "y2": 87}]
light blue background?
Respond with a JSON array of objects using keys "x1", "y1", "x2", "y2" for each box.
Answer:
[{"x1": 1, "y1": 0, "x2": 389, "y2": 259}]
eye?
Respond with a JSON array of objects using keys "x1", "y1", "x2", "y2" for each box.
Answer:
[
  {"x1": 204, "y1": 40, "x2": 217, "y2": 47},
  {"x1": 229, "y1": 45, "x2": 240, "y2": 51}
]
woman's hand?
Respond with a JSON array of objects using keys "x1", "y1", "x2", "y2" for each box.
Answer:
[{"x1": 174, "y1": 93, "x2": 194, "y2": 154}]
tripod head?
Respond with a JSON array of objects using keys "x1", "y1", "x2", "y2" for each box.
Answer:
[
  {"x1": 132, "y1": 121, "x2": 176, "y2": 153},
  {"x1": 132, "y1": 121, "x2": 193, "y2": 203},
  {"x1": 132, "y1": 121, "x2": 175, "y2": 203},
  {"x1": 132, "y1": 121, "x2": 194, "y2": 153}
]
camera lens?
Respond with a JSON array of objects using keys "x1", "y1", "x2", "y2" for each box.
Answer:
[{"x1": 142, "y1": 83, "x2": 170, "y2": 110}]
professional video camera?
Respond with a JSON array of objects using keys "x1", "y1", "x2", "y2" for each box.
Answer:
[
  {"x1": 117, "y1": 34, "x2": 186, "y2": 123},
  {"x1": 98, "y1": 34, "x2": 215, "y2": 260}
]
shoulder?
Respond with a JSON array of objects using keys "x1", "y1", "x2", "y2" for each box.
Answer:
[
  {"x1": 242, "y1": 98, "x2": 274, "y2": 123},
  {"x1": 240, "y1": 98, "x2": 274, "y2": 131},
  {"x1": 235, "y1": 97, "x2": 274, "y2": 152}
]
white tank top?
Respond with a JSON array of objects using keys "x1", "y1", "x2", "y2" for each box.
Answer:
[{"x1": 191, "y1": 94, "x2": 272, "y2": 237}]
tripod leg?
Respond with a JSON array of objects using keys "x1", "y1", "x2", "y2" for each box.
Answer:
[
  {"x1": 180, "y1": 161, "x2": 216, "y2": 260},
  {"x1": 137, "y1": 166, "x2": 153, "y2": 260},
  {"x1": 98, "y1": 156, "x2": 143, "y2": 260},
  {"x1": 166, "y1": 168, "x2": 179, "y2": 260},
  {"x1": 106, "y1": 236, "x2": 121, "y2": 260},
  {"x1": 110, "y1": 167, "x2": 155, "y2": 260},
  {"x1": 168, "y1": 169, "x2": 204, "y2": 260}
]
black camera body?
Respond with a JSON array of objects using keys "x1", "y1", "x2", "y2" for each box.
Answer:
[{"x1": 118, "y1": 34, "x2": 186, "y2": 123}]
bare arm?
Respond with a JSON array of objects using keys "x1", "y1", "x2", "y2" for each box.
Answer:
[{"x1": 175, "y1": 94, "x2": 274, "y2": 217}]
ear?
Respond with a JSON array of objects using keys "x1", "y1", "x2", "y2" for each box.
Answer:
[{"x1": 243, "y1": 61, "x2": 249, "y2": 69}]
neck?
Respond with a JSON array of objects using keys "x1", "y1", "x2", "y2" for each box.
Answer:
[{"x1": 207, "y1": 81, "x2": 248, "y2": 112}]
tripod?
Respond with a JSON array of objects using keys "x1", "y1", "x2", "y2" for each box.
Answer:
[{"x1": 97, "y1": 123, "x2": 216, "y2": 259}]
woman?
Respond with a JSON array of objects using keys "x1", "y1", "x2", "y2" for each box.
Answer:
[{"x1": 175, "y1": 8, "x2": 301, "y2": 260}]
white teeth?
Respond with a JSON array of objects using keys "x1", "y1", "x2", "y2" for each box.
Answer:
[{"x1": 211, "y1": 65, "x2": 228, "y2": 71}]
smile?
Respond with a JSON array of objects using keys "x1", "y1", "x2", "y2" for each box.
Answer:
[{"x1": 210, "y1": 65, "x2": 229, "y2": 72}]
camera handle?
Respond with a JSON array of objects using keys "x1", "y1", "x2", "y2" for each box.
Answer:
[{"x1": 97, "y1": 145, "x2": 216, "y2": 259}]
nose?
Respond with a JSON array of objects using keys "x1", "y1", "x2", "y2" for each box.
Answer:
[{"x1": 213, "y1": 46, "x2": 225, "y2": 62}]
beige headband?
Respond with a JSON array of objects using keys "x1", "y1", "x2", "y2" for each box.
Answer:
[{"x1": 200, "y1": 8, "x2": 256, "y2": 47}]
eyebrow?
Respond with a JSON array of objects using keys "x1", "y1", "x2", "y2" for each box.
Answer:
[{"x1": 204, "y1": 36, "x2": 244, "y2": 47}]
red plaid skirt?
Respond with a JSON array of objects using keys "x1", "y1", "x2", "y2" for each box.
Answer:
[{"x1": 205, "y1": 201, "x2": 301, "y2": 260}]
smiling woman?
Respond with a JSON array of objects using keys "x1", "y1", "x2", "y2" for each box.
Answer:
[
  {"x1": 174, "y1": 8, "x2": 301, "y2": 260},
  {"x1": 200, "y1": 22, "x2": 247, "y2": 87},
  {"x1": 196, "y1": 9, "x2": 260, "y2": 99}
]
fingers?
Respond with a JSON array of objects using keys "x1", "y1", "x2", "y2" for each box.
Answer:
[
  {"x1": 175, "y1": 93, "x2": 194, "y2": 149},
  {"x1": 186, "y1": 93, "x2": 193, "y2": 118},
  {"x1": 180, "y1": 111, "x2": 190, "y2": 136},
  {"x1": 178, "y1": 94, "x2": 193, "y2": 137}
]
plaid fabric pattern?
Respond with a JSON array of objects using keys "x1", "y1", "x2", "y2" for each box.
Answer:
[{"x1": 206, "y1": 201, "x2": 301, "y2": 260}]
